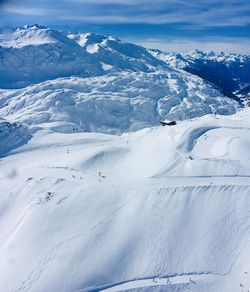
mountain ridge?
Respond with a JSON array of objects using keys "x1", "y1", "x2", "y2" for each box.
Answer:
[
  {"x1": 0, "y1": 25, "x2": 245, "y2": 138},
  {"x1": 150, "y1": 49, "x2": 250, "y2": 103},
  {"x1": 1, "y1": 24, "x2": 249, "y2": 101}
]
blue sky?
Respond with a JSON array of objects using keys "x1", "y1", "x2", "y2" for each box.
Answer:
[{"x1": 0, "y1": 0, "x2": 250, "y2": 53}]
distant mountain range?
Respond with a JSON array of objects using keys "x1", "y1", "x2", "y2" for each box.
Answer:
[
  {"x1": 1, "y1": 25, "x2": 249, "y2": 101},
  {"x1": 150, "y1": 49, "x2": 250, "y2": 103}
]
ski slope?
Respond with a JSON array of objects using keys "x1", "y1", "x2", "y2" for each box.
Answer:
[{"x1": 1, "y1": 110, "x2": 250, "y2": 291}]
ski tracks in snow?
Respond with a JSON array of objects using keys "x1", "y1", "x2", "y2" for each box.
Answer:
[
  {"x1": 14, "y1": 180, "x2": 250, "y2": 292},
  {"x1": 83, "y1": 272, "x2": 221, "y2": 291},
  {"x1": 14, "y1": 187, "x2": 144, "y2": 292}
]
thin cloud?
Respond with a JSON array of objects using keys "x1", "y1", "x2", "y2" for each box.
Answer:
[
  {"x1": 1, "y1": 0, "x2": 249, "y2": 27},
  {"x1": 2, "y1": 5, "x2": 51, "y2": 16},
  {"x1": 73, "y1": 0, "x2": 138, "y2": 4}
]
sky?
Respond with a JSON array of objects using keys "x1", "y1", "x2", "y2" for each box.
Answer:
[{"x1": 0, "y1": 0, "x2": 249, "y2": 54}]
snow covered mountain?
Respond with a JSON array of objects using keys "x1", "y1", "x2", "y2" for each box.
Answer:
[
  {"x1": 0, "y1": 25, "x2": 168, "y2": 89},
  {"x1": 0, "y1": 25, "x2": 103, "y2": 89},
  {"x1": 1, "y1": 24, "x2": 249, "y2": 103},
  {"x1": 0, "y1": 25, "x2": 243, "y2": 135},
  {"x1": 68, "y1": 32, "x2": 168, "y2": 73},
  {"x1": 1, "y1": 24, "x2": 250, "y2": 292},
  {"x1": 150, "y1": 49, "x2": 250, "y2": 102}
]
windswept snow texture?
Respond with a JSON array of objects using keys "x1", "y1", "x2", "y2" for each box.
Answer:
[
  {"x1": 0, "y1": 73, "x2": 239, "y2": 134},
  {"x1": 0, "y1": 118, "x2": 31, "y2": 157},
  {"x1": 1, "y1": 111, "x2": 250, "y2": 291},
  {"x1": 150, "y1": 49, "x2": 250, "y2": 102}
]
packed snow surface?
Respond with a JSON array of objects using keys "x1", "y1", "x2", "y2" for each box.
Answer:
[{"x1": 1, "y1": 110, "x2": 250, "y2": 291}]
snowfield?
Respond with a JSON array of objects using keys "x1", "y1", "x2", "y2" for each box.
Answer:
[
  {"x1": 1, "y1": 24, "x2": 250, "y2": 292},
  {"x1": 0, "y1": 73, "x2": 239, "y2": 135},
  {"x1": 1, "y1": 110, "x2": 250, "y2": 291}
]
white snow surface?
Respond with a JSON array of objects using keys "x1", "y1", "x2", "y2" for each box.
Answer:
[
  {"x1": 1, "y1": 110, "x2": 250, "y2": 291},
  {"x1": 0, "y1": 26, "x2": 104, "y2": 89},
  {"x1": 149, "y1": 49, "x2": 250, "y2": 101},
  {"x1": 0, "y1": 118, "x2": 31, "y2": 157},
  {"x1": 0, "y1": 25, "x2": 62, "y2": 48},
  {"x1": 0, "y1": 26, "x2": 169, "y2": 89},
  {"x1": 0, "y1": 72, "x2": 239, "y2": 135},
  {"x1": 1, "y1": 24, "x2": 250, "y2": 292}
]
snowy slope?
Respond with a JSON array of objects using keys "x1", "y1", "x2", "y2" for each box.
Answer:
[
  {"x1": 150, "y1": 49, "x2": 250, "y2": 102},
  {"x1": 1, "y1": 110, "x2": 250, "y2": 291},
  {"x1": 0, "y1": 72, "x2": 240, "y2": 135},
  {"x1": 68, "y1": 32, "x2": 168, "y2": 73},
  {"x1": 0, "y1": 118, "x2": 31, "y2": 157}
]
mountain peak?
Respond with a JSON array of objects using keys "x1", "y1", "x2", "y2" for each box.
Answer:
[{"x1": 19, "y1": 24, "x2": 48, "y2": 30}]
